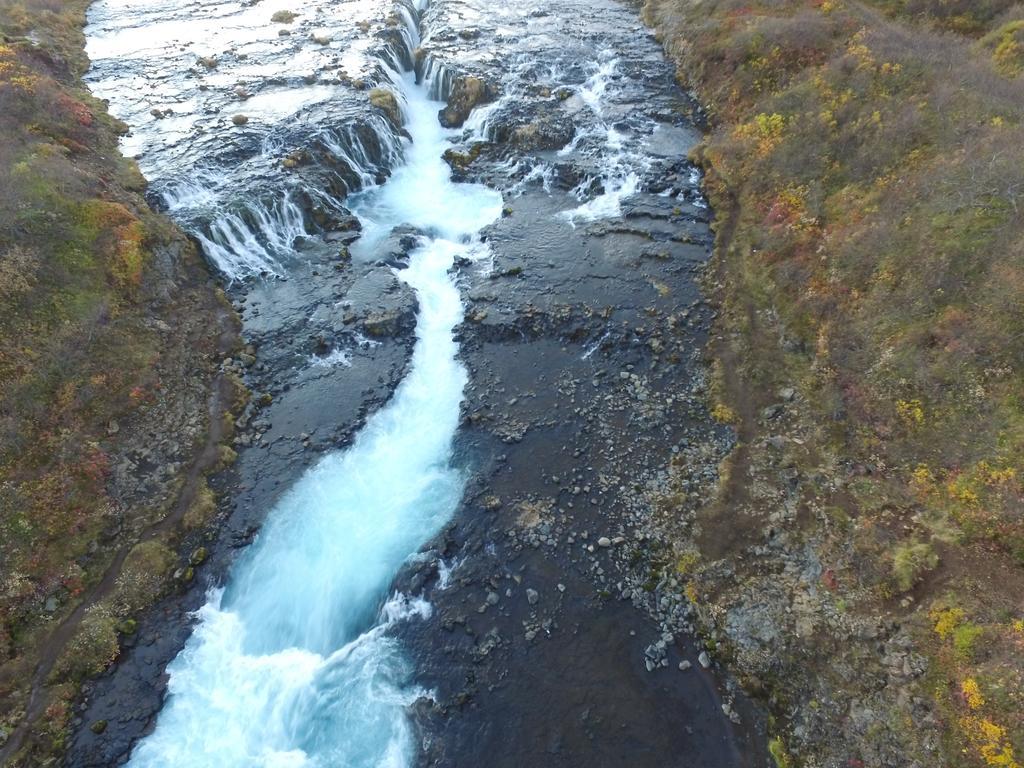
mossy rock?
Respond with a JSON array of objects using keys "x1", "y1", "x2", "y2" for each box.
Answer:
[
  {"x1": 117, "y1": 618, "x2": 137, "y2": 635},
  {"x1": 189, "y1": 546, "x2": 208, "y2": 566},
  {"x1": 271, "y1": 10, "x2": 298, "y2": 23},
  {"x1": 439, "y1": 76, "x2": 493, "y2": 128},
  {"x1": 368, "y1": 88, "x2": 402, "y2": 125},
  {"x1": 442, "y1": 143, "x2": 483, "y2": 172}
]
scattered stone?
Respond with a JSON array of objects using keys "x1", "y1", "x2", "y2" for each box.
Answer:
[
  {"x1": 698, "y1": 651, "x2": 711, "y2": 668},
  {"x1": 231, "y1": 114, "x2": 249, "y2": 126},
  {"x1": 679, "y1": 660, "x2": 692, "y2": 671},
  {"x1": 526, "y1": 588, "x2": 539, "y2": 606}
]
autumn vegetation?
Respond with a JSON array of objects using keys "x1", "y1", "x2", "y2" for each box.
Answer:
[
  {"x1": 0, "y1": 0, "x2": 230, "y2": 759},
  {"x1": 642, "y1": 0, "x2": 1023, "y2": 764}
]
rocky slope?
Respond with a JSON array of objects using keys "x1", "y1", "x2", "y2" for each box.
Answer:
[
  {"x1": 639, "y1": 0, "x2": 1024, "y2": 765},
  {"x1": 0, "y1": 1, "x2": 239, "y2": 762}
]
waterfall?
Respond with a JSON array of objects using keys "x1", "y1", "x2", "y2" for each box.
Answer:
[{"x1": 123, "y1": 3, "x2": 503, "y2": 765}]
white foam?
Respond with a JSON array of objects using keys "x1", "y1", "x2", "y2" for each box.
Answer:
[
  {"x1": 559, "y1": 52, "x2": 650, "y2": 226},
  {"x1": 308, "y1": 348, "x2": 353, "y2": 368}
]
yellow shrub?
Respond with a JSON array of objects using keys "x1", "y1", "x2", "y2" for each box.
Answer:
[
  {"x1": 932, "y1": 606, "x2": 965, "y2": 639},
  {"x1": 676, "y1": 551, "x2": 701, "y2": 575},
  {"x1": 684, "y1": 581, "x2": 699, "y2": 604},
  {"x1": 962, "y1": 678, "x2": 985, "y2": 710},
  {"x1": 896, "y1": 398, "x2": 925, "y2": 426},
  {"x1": 960, "y1": 716, "x2": 1020, "y2": 768},
  {"x1": 735, "y1": 112, "x2": 787, "y2": 157},
  {"x1": 711, "y1": 403, "x2": 738, "y2": 424}
]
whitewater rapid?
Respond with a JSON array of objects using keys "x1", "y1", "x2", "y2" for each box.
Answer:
[{"x1": 124, "y1": 12, "x2": 502, "y2": 768}]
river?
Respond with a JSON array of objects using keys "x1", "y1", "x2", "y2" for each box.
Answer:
[{"x1": 77, "y1": 0, "x2": 766, "y2": 765}]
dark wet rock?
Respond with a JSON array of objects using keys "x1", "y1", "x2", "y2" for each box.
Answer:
[
  {"x1": 549, "y1": 162, "x2": 585, "y2": 191},
  {"x1": 363, "y1": 308, "x2": 414, "y2": 338},
  {"x1": 307, "y1": 205, "x2": 360, "y2": 233},
  {"x1": 439, "y1": 75, "x2": 493, "y2": 128},
  {"x1": 376, "y1": 224, "x2": 425, "y2": 269},
  {"x1": 509, "y1": 115, "x2": 575, "y2": 151}
]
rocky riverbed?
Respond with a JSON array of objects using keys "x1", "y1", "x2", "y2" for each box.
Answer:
[{"x1": 66, "y1": 0, "x2": 769, "y2": 764}]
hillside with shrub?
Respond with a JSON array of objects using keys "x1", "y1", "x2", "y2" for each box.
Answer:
[
  {"x1": 0, "y1": 0, "x2": 236, "y2": 760},
  {"x1": 641, "y1": 0, "x2": 1024, "y2": 764}
]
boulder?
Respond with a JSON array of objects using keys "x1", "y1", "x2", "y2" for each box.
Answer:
[{"x1": 510, "y1": 116, "x2": 575, "y2": 150}]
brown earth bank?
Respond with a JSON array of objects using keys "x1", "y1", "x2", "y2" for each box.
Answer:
[
  {"x1": 638, "y1": 0, "x2": 1024, "y2": 766},
  {"x1": 0, "y1": 1, "x2": 240, "y2": 762}
]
